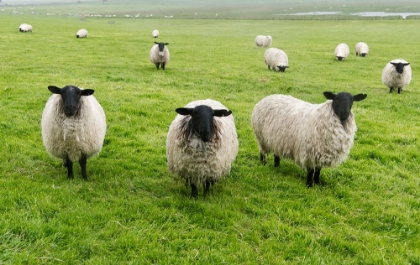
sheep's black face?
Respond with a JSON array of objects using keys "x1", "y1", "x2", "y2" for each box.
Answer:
[
  {"x1": 154, "y1": 42, "x2": 169, "y2": 53},
  {"x1": 336, "y1": 56, "x2": 344, "y2": 61},
  {"x1": 360, "y1": 53, "x2": 367, "y2": 57},
  {"x1": 48, "y1": 85, "x2": 94, "y2": 117},
  {"x1": 176, "y1": 105, "x2": 232, "y2": 143},
  {"x1": 277, "y1": 65, "x2": 289, "y2": 72},
  {"x1": 391, "y1": 62, "x2": 410, "y2": 74},
  {"x1": 324, "y1": 91, "x2": 367, "y2": 122}
]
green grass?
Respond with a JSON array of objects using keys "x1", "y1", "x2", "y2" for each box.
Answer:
[{"x1": 0, "y1": 14, "x2": 420, "y2": 264}]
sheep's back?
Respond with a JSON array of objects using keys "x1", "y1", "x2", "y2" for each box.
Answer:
[
  {"x1": 166, "y1": 99, "x2": 238, "y2": 185},
  {"x1": 264, "y1": 48, "x2": 288, "y2": 70},
  {"x1": 251, "y1": 95, "x2": 357, "y2": 168},
  {"x1": 334, "y1": 43, "x2": 350, "y2": 58},
  {"x1": 41, "y1": 94, "x2": 106, "y2": 162}
]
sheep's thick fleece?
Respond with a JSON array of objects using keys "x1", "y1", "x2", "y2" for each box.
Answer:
[
  {"x1": 382, "y1": 59, "x2": 412, "y2": 91},
  {"x1": 166, "y1": 99, "x2": 238, "y2": 186},
  {"x1": 41, "y1": 94, "x2": 106, "y2": 162},
  {"x1": 264, "y1": 48, "x2": 288, "y2": 71},
  {"x1": 251, "y1": 94, "x2": 357, "y2": 169}
]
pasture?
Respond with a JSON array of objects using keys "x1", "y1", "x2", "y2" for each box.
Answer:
[{"x1": 0, "y1": 13, "x2": 419, "y2": 264}]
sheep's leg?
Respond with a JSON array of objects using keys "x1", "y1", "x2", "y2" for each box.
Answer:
[
  {"x1": 389, "y1": 87, "x2": 393, "y2": 93},
  {"x1": 306, "y1": 168, "x2": 315, "y2": 187},
  {"x1": 190, "y1": 183, "x2": 198, "y2": 198},
  {"x1": 65, "y1": 157, "x2": 74, "y2": 179},
  {"x1": 314, "y1": 167, "x2": 321, "y2": 185},
  {"x1": 398, "y1": 87, "x2": 402, "y2": 94},
  {"x1": 155, "y1": 63, "x2": 160, "y2": 69},
  {"x1": 274, "y1": 155, "x2": 280, "y2": 167},
  {"x1": 260, "y1": 152, "x2": 266, "y2": 165},
  {"x1": 203, "y1": 180, "x2": 211, "y2": 196},
  {"x1": 162, "y1": 63, "x2": 166, "y2": 70},
  {"x1": 79, "y1": 155, "x2": 88, "y2": 180}
]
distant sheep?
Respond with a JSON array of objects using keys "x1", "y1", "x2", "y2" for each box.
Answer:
[
  {"x1": 251, "y1": 91, "x2": 367, "y2": 187},
  {"x1": 76, "y1": 29, "x2": 88, "y2": 38},
  {"x1": 382, "y1": 59, "x2": 412, "y2": 94},
  {"x1": 41, "y1": 85, "x2": 107, "y2": 180},
  {"x1": 166, "y1": 99, "x2": 239, "y2": 197},
  {"x1": 255, "y1": 35, "x2": 272, "y2": 47},
  {"x1": 264, "y1": 48, "x2": 289, "y2": 72},
  {"x1": 149, "y1": 42, "x2": 170, "y2": 70},
  {"x1": 19, "y1": 23, "x2": 32, "y2": 32},
  {"x1": 152, "y1": 29, "x2": 159, "y2": 38},
  {"x1": 334, "y1": 43, "x2": 349, "y2": 61},
  {"x1": 355, "y1": 42, "x2": 369, "y2": 57}
]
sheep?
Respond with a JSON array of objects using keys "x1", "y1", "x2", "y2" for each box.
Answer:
[
  {"x1": 41, "y1": 85, "x2": 107, "y2": 180},
  {"x1": 166, "y1": 99, "x2": 239, "y2": 197},
  {"x1": 251, "y1": 91, "x2": 367, "y2": 187},
  {"x1": 264, "y1": 48, "x2": 289, "y2": 72},
  {"x1": 255, "y1": 35, "x2": 272, "y2": 47},
  {"x1": 149, "y1": 42, "x2": 170, "y2": 70},
  {"x1": 19, "y1": 23, "x2": 32, "y2": 32},
  {"x1": 355, "y1": 42, "x2": 369, "y2": 57},
  {"x1": 382, "y1": 59, "x2": 412, "y2": 94},
  {"x1": 152, "y1": 29, "x2": 159, "y2": 38},
  {"x1": 76, "y1": 29, "x2": 88, "y2": 38},
  {"x1": 334, "y1": 43, "x2": 350, "y2": 61}
]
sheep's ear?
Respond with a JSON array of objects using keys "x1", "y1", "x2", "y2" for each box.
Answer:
[
  {"x1": 81, "y1": 89, "x2": 95, "y2": 96},
  {"x1": 323, "y1": 91, "x2": 336, "y2": 100},
  {"x1": 353, "y1": 94, "x2": 367, "y2": 102},
  {"x1": 154, "y1": 41, "x2": 159, "y2": 45},
  {"x1": 164, "y1": 43, "x2": 169, "y2": 45},
  {"x1": 213, "y1": 109, "x2": 232, "y2": 117},
  {"x1": 390, "y1": 62, "x2": 397, "y2": 66},
  {"x1": 176, "y1": 108, "x2": 193, "y2": 116},
  {"x1": 48, "y1": 85, "x2": 62, "y2": 94},
  {"x1": 404, "y1": 63, "x2": 410, "y2": 66}
]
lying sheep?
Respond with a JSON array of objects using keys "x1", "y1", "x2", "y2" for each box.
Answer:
[
  {"x1": 19, "y1": 23, "x2": 32, "y2": 32},
  {"x1": 355, "y1": 42, "x2": 369, "y2": 57},
  {"x1": 166, "y1": 99, "x2": 239, "y2": 197},
  {"x1": 149, "y1": 42, "x2": 170, "y2": 70},
  {"x1": 382, "y1": 59, "x2": 412, "y2": 94},
  {"x1": 264, "y1": 48, "x2": 289, "y2": 72},
  {"x1": 251, "y1": 91, "x2": 367, "y2": 187},
  {"x1": 152, "y1": 29, "x2": 159, "y2": 38},
  {"x1": 41, "y1": 85, "x2": 107, "y2": 180},
  {"x1": 334, "y1": 43, "x2": 349, "y2": 61},
  {"x1": 255, "y1": 35, "x2": 272, "y2": 47},
  {"x1": 76, "y1": 29, "x2": 88, "y2": 38}
]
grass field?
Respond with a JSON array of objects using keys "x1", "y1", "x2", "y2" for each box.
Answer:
[{"x1": 0, "y1": 12, "x2": 419, "y2": 264}]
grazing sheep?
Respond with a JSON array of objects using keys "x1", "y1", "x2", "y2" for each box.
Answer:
[
  {"x1": 41, "y1": 85, "x2": 107, "y2": 180},
  {"x1": 76, "y1": 29, "x2": 88, "y2": 38},
  {"x1": 264, "y1": 48, "x2": 289, "y2": 72},
  {"x1": 251, "y1": 91, "x2": 367, "y2": 187},
  {"x1": 334, "y1": 43, "x2": 350, "y2": 61},
  {"x1": 152, "y1": 29, "x2": 159, "y2": 38},
  {"x1": 382, "y1": 59, "x2": 412, "y2": 94},
  {"x1": 149, "y1": 42, "x2": 170, "y2": 70},
  {"x1": 355, "y1": 42, "x2": 369, "y2": 57},
  {"x1": 255, "y1": 35, "x2": 272, "y2": 47},
  {"x1": 19, "y1": 23, "x2": 32, "y2": 32},
  {"x1": 166, "y1": 99, "x2": 239, "y2": 197}
]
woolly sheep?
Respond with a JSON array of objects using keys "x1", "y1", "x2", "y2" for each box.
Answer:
[
  {"x1": 152, "y1": 29, "x2": 159, "y2": 38},
  {"x1": 255, "y1": 35, "x2": 272, "y2": 47},
  {"x1": 166, "y1": 99, "x2": 239, "y2": 197},
  {"x1": 355, "y1": 42, "x2": 369, "y2": 57},
  {"x1": 41, "y1": 85, "x2": 107, "y2": 180},
  {"x1": 382, "y1": 59, "x2": 412, "y2": 94},
  {"x1": 76, "y1": 29, "x2": 88, "y2": 38},
  {"x1": 334, "y1": 43, "x2": 350, "y2": 61},
  {"x1": 264, "y1": 48, "x2": 289, "y2": 72},
  {"x1": 251, "y1": 91, "x2": 367, "y2": 187},
  {"x1": 19, "y1": 23, "x2": 32, "y2": 32},
  {"x1": 149, "y1": 42, "x2": 170, "y2": 70}
]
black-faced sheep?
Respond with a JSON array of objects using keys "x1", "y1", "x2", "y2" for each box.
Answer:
[
  {"x1": 382, "y1": 59, "x2": 412, "y2": 94},
  {"x1": 76, "y1": 29, "x2": 88, "y2": 38},
  {"x1": 264, "y1": 48, "x2": 289, "y2": 72},
  {"x1": 355, "y1": 42, "x2": 369, "y2": 57},
  {"x1": 334, "y1": 43, "x2": 350, "y2": 61},
  {"x1": 152, "y1": 29, "x2": 159, "y2": 38},
  {"x1": 166, "y1": 99, "x2": 238, "y2": 197},
  {"x1": 251, "y1": 92, "x2": 367, "y2": 187},
  {"x1": 41, "y1": 85, "x2": 106, "y2": 180},
  {"x1": 149, "y1": 42, "x2": 170, "y2": 70}
]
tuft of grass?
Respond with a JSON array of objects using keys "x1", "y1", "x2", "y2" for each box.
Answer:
[{"x1": 0, "y1": 13, "x2": 419, "y2": 264}]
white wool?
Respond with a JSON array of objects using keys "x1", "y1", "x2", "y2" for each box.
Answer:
[
  {"x1": 19, "y1": 23, "x2": 32, "y2": 32},
  {"x1": 149, "y1": 44, "x2": 170, "y2": 65},
  {"x1": 41, "y1": 92, "x2": 106, "y2": 162},
  {"x1": 255, "y1": 35, "x2": 272, "y2": 47},
  {"x1": 355, "y1": 42, "x2": 369, "y2": 56},
  {"x1": 251, "y1": 94, "x2": 357, "y2": 169},
  {"x1": 264, "y1": 48, "x2": 288, "y2": 72},
  {"x1": 76, "y1": 29, "x2": 88, "y2": 38},
  {"x1": 381, "y1": 59, "x2": 412, "y2": 92},
  {"x1": 334, "y1": 43, "x2": 350, "y2": 60},
  {"x1": 152, "y1": 29, "x2": 159, "y2": 38},
  {"x1": 166, "y1": 99, "x2": 238, "y2": 186}
]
